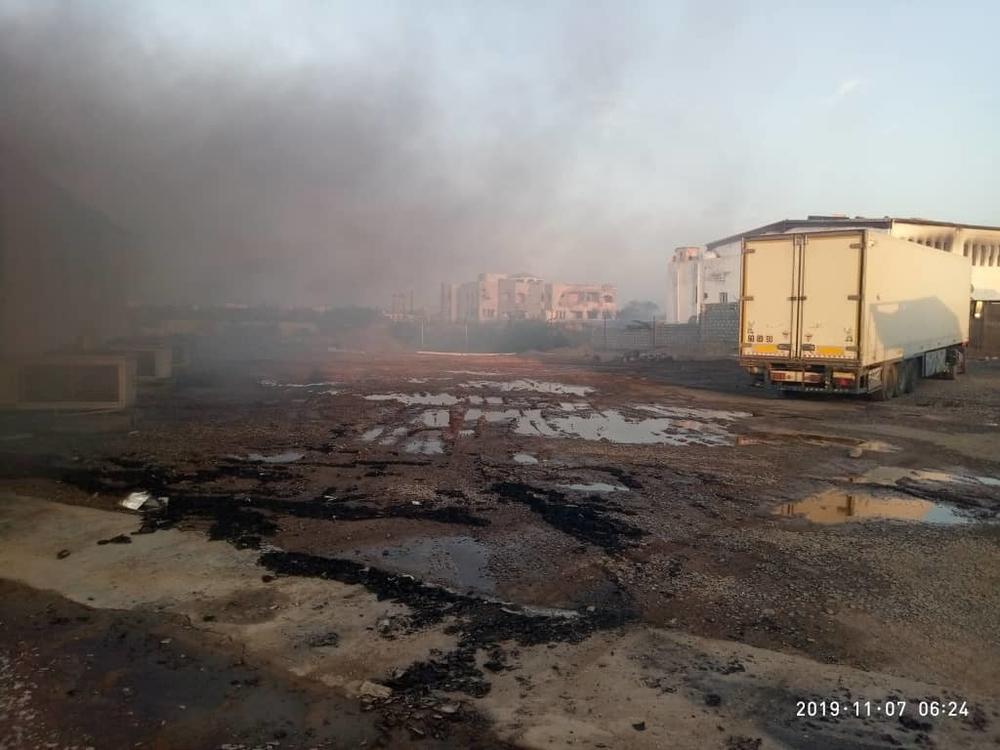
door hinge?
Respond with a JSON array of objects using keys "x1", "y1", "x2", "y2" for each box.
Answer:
[
  {"x1": 742, "y1": 248, "x2": 755, "y2": 255},
  {"x1": 847, "y1": 294, "x2": 860, "y2": 301},
  {"x1": 849, "y1": 242, "x2": 863, "y2": 249},
  {"x1": 741, "y1": 295, "x2": 754, "y2": 302},
  {"x1": 787, "y1": 295, "x2": 807, "y2": 301}
]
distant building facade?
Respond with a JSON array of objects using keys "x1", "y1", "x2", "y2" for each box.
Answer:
[{"x1": 440, "y1": 273, "x2": 617, "y2": 323}]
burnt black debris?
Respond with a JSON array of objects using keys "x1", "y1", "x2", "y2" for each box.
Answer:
[
  {"x1": 260, "y1": 549, "x2": 632, "y2": 697},
  {"x1": 140, "y1": 491, "x2": 489, "y2": 546},
  {"x1": 490, "y1": 481, "x2": 644, "y2": 553},
  {"x1": 96, "y1": 534, "x2": 133, "y2": 545}
]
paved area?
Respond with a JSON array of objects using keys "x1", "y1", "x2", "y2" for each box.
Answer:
[{"x1": 1, "y1": 352, "x2": 998, "y2": 749}]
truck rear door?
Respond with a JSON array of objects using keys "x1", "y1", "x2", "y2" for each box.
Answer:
[
  {"x1": 797, "y1": 232, "x2": 863, "y2": 361},
  {"x1": 740, "y1": 235, "x2": 797, "y2": 359}
]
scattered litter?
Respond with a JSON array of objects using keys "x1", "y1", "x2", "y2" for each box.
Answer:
[
  {"x1": 513, "y1": 452, "x2": 539, "y2": 465},
  {"x1": 56, "y1": 549, "x2": 71, "y2": 559},
  {"x1": 121, "y1": 491, "x2": 153, "y2": 510}
]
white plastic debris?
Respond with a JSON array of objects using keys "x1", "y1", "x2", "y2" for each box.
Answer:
[{"x1": 121, "y1": 491, "x2": 152, "y2": 510}]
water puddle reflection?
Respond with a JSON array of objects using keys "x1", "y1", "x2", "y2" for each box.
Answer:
[
  {"x1": 776, "y1": 489, "x2": 969, "y2": 525},
  {"x1": 342, "y1": 535, "x2": 494, "y2": 594}
]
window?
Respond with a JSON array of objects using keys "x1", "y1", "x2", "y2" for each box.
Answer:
[
  {"x1": 573, "y1": 311, "x2": 583, "y2": 319},
  {"x1": 719, "y1": 292, "x2": 728, "y2": 303},
  {"x1": 587, "y1": 310, "x2": 598, "y2": 319}
]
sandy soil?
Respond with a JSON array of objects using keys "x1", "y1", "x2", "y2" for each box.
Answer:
[{"x1": 1, "y1": 351, "x2": 998, "y2": 749}]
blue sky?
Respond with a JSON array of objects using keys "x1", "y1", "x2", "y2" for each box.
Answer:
[{"x1": 2, "y1": 0, "x2": 997, "y2": 305}]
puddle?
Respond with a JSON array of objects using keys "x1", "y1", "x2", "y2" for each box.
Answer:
[
  {"x1": 637, "y1": 404, "x2": 751, "y2": 420},
  {"x1": 365, "y1": 393, "x2": 460, "y2": 406},
  {"x1": 558, "y1": 482, "x2": 628, "y2": 493},
  {"x1": 403, "y1": 432, "x2": 444, "y2": 455},
  {"x1": 419, "y1": 409, "x2": 451, "y2": 428},
  {"x1": 243, "y1": 451, "x2": 305, "y2": 464},
  {"x1": 461, "y1": 379, "x2": 594, "y2": 397},
  {"x1": 467, "y1": 395, "x2": 504, "y2": 405},
  {"x1": 855, "y1": 440, "x2": 901, "y2": 454},
  {"x1": 464, "y1": 408, "x2": 523, "y2": 424},
  {"x1": 458, "y1": 405, "x2": 743, "y2": 446},
  {"x1": 858, "y1": 466, "x2": 1000, "y2": 488},
  {"x1": 341, "y1": 535, "x2": 495, "y2": 594},
  {"x1": 379, "y1": 427, "x2": 409, "y2": 446},
  {"x1": 776, "y1": 489, "x2": 969, "y2": 525},
  {"x1": 361, "y1": 426, "x2": 385, "y2": 442},
  {"x1": 260, "y1": 379, "x2": 339, "y2": 394},
  {"x1": 521, "y1": 409, "x2": 735, "y2": 446},
  {"x1": 513, "y1": 452, "x2": 539, "y2": 465}
]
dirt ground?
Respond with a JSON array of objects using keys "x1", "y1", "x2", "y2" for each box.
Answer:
[{"x1": 1, "y1": 351, "x2": 999, "y2": 750}]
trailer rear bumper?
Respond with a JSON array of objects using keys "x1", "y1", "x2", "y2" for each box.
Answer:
[{"x1": 740, "y1": 359, "x2": 868, "y2": 394}]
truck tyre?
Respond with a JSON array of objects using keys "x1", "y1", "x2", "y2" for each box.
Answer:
[
  {"x1": 903, "y1": 360, "x2": 917, "y2": 394},
  {"x1": 871, "y1": 364, "x2": 895, "y2": 401},
  {"x1": 895, "y1": 361, "x2": 910, "y2": 396}
]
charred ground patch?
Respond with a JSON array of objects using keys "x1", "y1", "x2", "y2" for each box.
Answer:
[
  {"x1": 260, "y1": 549, "x2": 632, "y2": 698},
  {"x1": 490, "y1": 481, "x2": 645, "y2": 553}
]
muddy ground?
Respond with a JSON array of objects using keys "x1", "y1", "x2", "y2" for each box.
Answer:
[{"x1": 1, "y1": 351, "x2": 998, "y2": 749}]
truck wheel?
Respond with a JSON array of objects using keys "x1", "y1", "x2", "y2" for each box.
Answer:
[
  {"x1": 903, "y1": 360, "x2": 917, "y2": 393},
  {"x1": 871, "y1": 364, "x2": 895, "y2": 401},
  {"x1": 895, "y1": 361, "x2": 910, "y2": 396}
]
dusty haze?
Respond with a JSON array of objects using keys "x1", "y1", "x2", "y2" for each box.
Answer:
[{"x1": 2, "y1": 0, "x2": 996, "y2": 308}]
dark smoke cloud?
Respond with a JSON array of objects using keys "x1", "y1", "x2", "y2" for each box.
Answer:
[{"x1": 0, "y1": 1, "x2": 657, "y2": 308}]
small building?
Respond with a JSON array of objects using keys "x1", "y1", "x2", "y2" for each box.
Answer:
[{"x1": 544, "y1": 282, "x2": 617, "y2": 321}]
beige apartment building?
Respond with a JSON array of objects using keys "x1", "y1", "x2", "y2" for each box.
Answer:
[{"x1": 440, "y1": 273, "x2": 617, "y2": 323}]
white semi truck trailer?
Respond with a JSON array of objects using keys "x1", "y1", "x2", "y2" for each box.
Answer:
[{"x1": 739, "y1": 229, "x2": 970, "y2": 399}]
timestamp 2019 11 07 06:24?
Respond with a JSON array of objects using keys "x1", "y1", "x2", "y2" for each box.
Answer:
[{"x1": 795, "y1": 699, "x2": 970, "y2": 719}]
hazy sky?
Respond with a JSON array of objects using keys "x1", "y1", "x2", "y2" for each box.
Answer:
[{"x1": 2, "y1": 0, "x2": 997, "y2": 308}]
